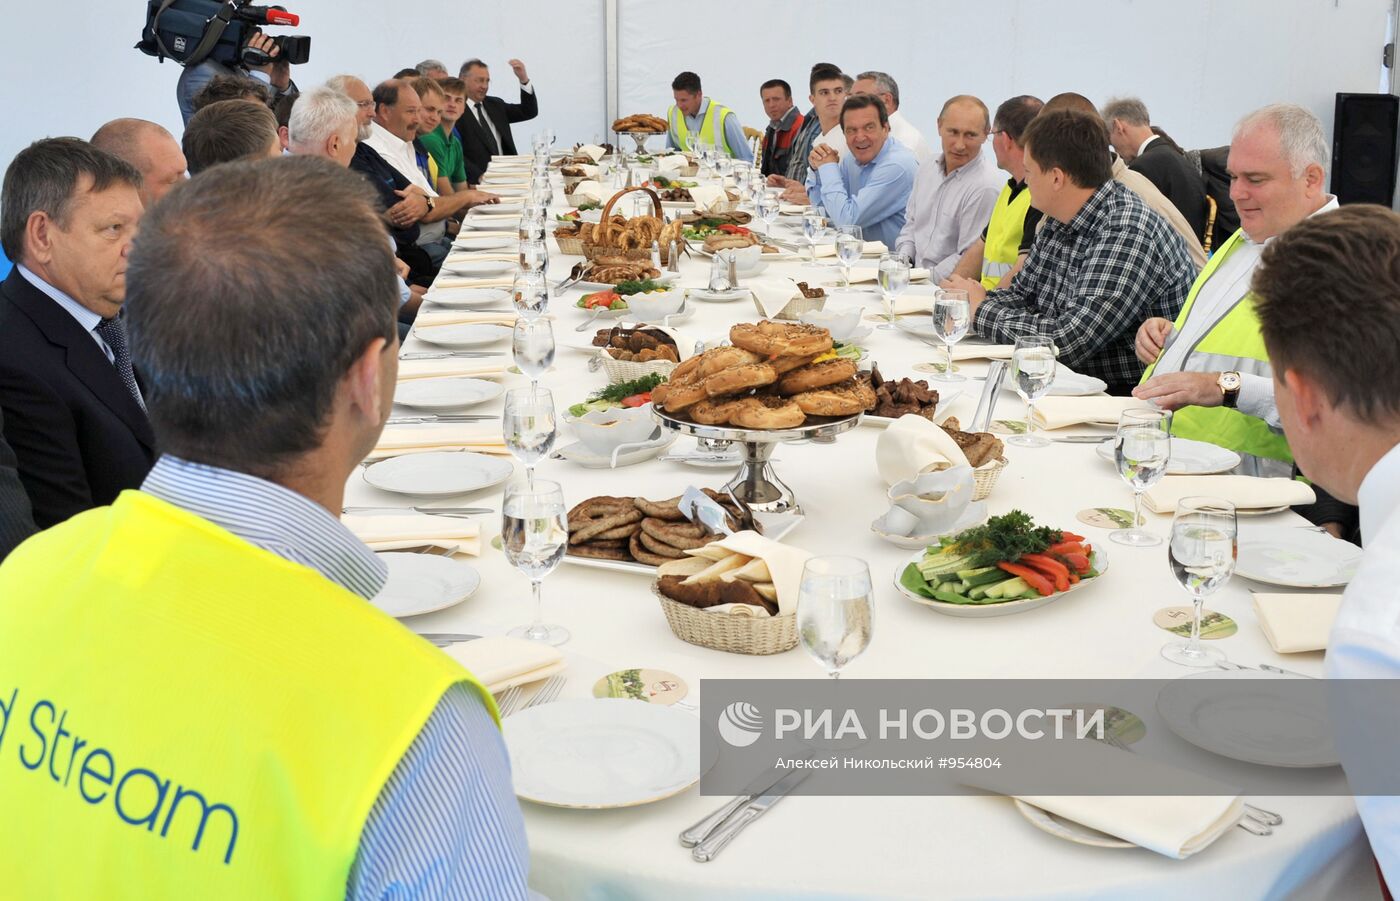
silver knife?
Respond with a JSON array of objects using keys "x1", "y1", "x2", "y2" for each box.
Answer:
[
  {"x1": 386, "y1": 415, "x2": 499, "y2": 424},
  {"x1": 692, "y1": 769, "x2": 812, "y2": 861},
  {"x1": 678, "y1": 767, "x2": 795, "y2": 847},
  {"x1": 1050, "y1": 435, "x2": 1113, "y2": 444},
  {"x1": 342, "y1": 505, "x2": 494, "y2": 516},
  {"x1": 400, "y1": 352, "x2": 504, "y2": 360}
]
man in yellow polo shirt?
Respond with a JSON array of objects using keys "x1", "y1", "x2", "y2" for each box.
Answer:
[
  {"x1": 0, "y1": 156, "x2": 532, "y2": 899},
  {"x1": 667, "y1": 70, "x2": 754, "y2": 162}
]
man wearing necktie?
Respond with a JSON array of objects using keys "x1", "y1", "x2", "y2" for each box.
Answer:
[
  {"x1": 0, "y1": 138, "x2": 157, "y2": 528},
  {"x1": 456, "y1": 58, "x2": 539, "y2": 185}
]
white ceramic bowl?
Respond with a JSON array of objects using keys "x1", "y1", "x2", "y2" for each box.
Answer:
[
  {"x1": 568, "y1": 404, "x2": 658, "y2": 454},
  {"x1": 799, "y1": 306, "x2": 863, "y2": 341},
  {"x1": 621, "y1": 288, "x2": 685, "y2": 320}
]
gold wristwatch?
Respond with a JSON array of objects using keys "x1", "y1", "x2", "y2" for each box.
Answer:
[{"x1": 1218, "y1": 371, "x2": 1242, "y2": 408}]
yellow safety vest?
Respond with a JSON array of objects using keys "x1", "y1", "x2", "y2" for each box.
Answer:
[
  {"x1": 668, "y1": 100, "x2": 736, "y2": 156},
  {"x1": 0, "y1": 491, "x2": 495, "y2": 899},
  {"x1": 980, "y1": 181, "x2": 1032, "y2": 290},
  {"x1": 1141, "y1": 229, "x2": 1292, "y2": 464}
]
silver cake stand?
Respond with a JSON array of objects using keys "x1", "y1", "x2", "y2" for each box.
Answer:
[
  {"x1": 653, "y1": 407, "x2": 861, "y2": 515},
  {"x1": 620, "y1": 130, "x2": 664, "y2": 157}
]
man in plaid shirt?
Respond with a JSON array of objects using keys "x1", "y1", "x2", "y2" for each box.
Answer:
[{"x1": 946, "y1": 110, "x2": 1196, "y2": 394}]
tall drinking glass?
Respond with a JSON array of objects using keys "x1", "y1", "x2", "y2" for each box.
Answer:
[
  {"x1": 512, "y1": 317, "x2": 555, "y2": 386},
  {"x1": 802, "y1": 211, "x2": 826, "y2": 264},
  {"x1": 519, "y1": 238, "x2": 549, "y2": 274},
  {"x1": 503, "y1": 386, "x2": 556, "y2": 486},
  {"x1": 530, "y1": 182, "x2": 553, "y2": 209},
  {"x1": 931, "y1": 290, "x2": 971, "y2": 381},
  {"x1": 835, "y1": 225, "x2": 863, "y2": 287},
  {"x1": 1008, "y1": 336, "x2": 1056, "y2": 448},
  {"x1": 797, "y1": 556, "x2": 874, "y2": 680},
  {"x1": 502, "y1": 479, "x2": 570, "y2": 646},
  {"x1": 512, "y1": 270, "x2": 548, "y2": 320},
  {"x1": 1111, "y1": 408, "x2": 1172, "y2": 547},
  {"x1": 876, "y1": 254, "x2": 911, "y2": 330},
  {"x1": 1162, "y1": 497, "x2": 1237, "y2": 666},
  {"x1": 756, "y1": 191, "x2": 780, "y2": 235}
]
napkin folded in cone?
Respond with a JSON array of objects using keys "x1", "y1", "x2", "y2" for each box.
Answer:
[
  {"x1": 876, "y1": 414, "x2": 971, "y2": 486},
  {"x1": 342, "y1": 511, "x2": 482, "y2": 555},
  {"x1": 574, "y1": 144, "x2": 606, "y2": 162},
  {"x1": 1142, "y1": 476, "x2": 1316, "y2": 514},
  {"x1": 569, "y1": 180, "x2": 604, "y2": 203},
  {"x1": 654, "y1": 154, "x2": 688, "y2": 172},
  {"x1": 1252, "y1": 592, "x2": 1342, "y2": 653},
  {"x1": 445, "y1": 636, "x2": 567, "y2": 695},
  {"x1": 747, "y1": 277, "x2": 801, "y2": 318},
  {"x1": 689, "y1": 185, "x2": 730, "y2": 213},
  {"x1": 684, "y1": 531, "x2": 812, "y2": 616}
]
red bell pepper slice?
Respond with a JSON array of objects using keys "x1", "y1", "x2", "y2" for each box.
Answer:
[
  {"x1": 1019, "y1": 554, "x2": 1071, "y2": 592},
  {"x1": 621, "y1": 392, "x2": 650, "y2": 408},
  {"x1": 1046, "y1": 541, "x2": 1085, "y2": 556},
  {"x1": 996, "y1": 561, "x2": 1055, "y2": 596},
  {"x1": 1061, "y1": 552, "x2": 1092, "y2": 574}
]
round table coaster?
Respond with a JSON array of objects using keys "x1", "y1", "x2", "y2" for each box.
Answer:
[
  {"x1": 1065, "y1": 704, "x2": 1146, "y2": 745},
  {"x1": 592, "y1": 668, "x2": 689, "y2": 705},
  {"x1": 1077, "y1": 507, "x2": 1139, "y2": 530},
  {"x1": 1153, "y1": 606, "x2": 1238, "y2": 640}
]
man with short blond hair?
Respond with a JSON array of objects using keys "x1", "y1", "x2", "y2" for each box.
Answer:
[
  {"x1": 424, "y1": 76, "x2": 471, "y2": 191},
  {"x1": 90, "y1": 118, "x2": 187, "y2": 208}
]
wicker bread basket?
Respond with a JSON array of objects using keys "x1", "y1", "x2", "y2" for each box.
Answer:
[
  {"x1": 600, "y1": 353, "x2": 678, "y2": 384},
  {"x1": 752, "y1": 291, "x2": 827, "y2": 321},
  {"x1": 581, "y1": 187, "x2": 684, "y2": 265},
  {"x1": 652, "y1": 583, "x2": 797, "y2": 655},
  {"x1": 928, "y1": 456, "x2": 1008, "y2": 501},
  {"x1": 554, "y1": 231, "x2": 585, "y2": 255}
]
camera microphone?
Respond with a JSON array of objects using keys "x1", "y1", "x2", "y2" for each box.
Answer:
[{"x1": 239, "y1": 5, "x2": 300, "y2": 26}]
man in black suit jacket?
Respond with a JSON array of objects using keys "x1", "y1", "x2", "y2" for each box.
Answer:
[
  {"x1": 1104, "y1": 97, "x2": 1209, "y2": 246},
  {"x1": 0, "y1": 139, "x2": 157, "y2": 528},
  {"x1": 0, "y1": 407, "x2": 36, "y2": 560},
  {"x1": 456, "y1": 58, "x2": 539, "y2": 184}
]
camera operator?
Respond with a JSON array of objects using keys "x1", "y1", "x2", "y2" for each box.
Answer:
[{"x1": 177, "y1": 29, "x2": 298, "y2": 126}]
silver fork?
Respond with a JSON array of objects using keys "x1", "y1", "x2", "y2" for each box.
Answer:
[
  {"x1": 495, "y1": 685, "x2": 525, "y2": 717},
  {"x1": 520, "y1": 674, "x2": 566, "y2": 712}
]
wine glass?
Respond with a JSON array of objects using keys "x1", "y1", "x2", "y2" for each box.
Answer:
[
  {"x1": 797, "y1": 556, "x2": 874, "y2": 680},
  {"x1": 531, "y1": 156, "x2": 550, "y2": 181},
  {"x1": 519, "y1": 238, "x2": 549, "y2": 274},
  {"x1": 1008, "y1": 336, "x2": 1056, "y2": 448},
  {"x1": 1111, "y1": 408, "x2": 1172, "y2": 547},
  {"x1": 716, "y1": 156, "x2": 735, "y2": 182},
  {"x1": 931, "y1": 290, "x2": 971, "y2": 380},
  {"x1": 876, "y1": 254, "x2": 911, "y2": 330},
  {"x1": 502, "y1": 479, "x2": 570, "y2": 646},
  {"x1": 530, "y1": 181, "x2": 553, "y2": 209},
  {"x1": 512, "y1": 317, "x2": 555, "y2": 386},
  {"x1": 1162, "y1": 497, "x2": 1237, "y2": 667},
  {"x1": 531, "y1": 132, "x2": 547, "y2": 154},
  {"x1": 756, "y1": 190, "x2": 780, "y2": 235},
  {"x1": 835, "y1": 224, "x2": 863, "y2": 288},
  {"x1": 802, "y1": 211, "x2": 827, "y2": 265},
  {"x1": 511, "y1": 270, "x2": 548, "y2": 320},
  {"x1": 517, "y1": 209, "x2": 546, "y2": 243},
  {"x1": 503, "y1": 386, "x2": 556, "y2": 487}
]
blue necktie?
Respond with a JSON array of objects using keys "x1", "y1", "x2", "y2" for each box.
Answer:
[{"x1": 94, "y1": 314, "x2": 145, "y2": 412}]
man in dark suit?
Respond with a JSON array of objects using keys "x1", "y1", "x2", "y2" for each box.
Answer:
[
  {"x1": 0, "y1": 408, "x2": 36, "y2": 560},
  {"x1": 1103, "y1": 97, "x2": 1209, "y2": 247},
  {"x1": 456, "y1": 58, "x2": 539, "y2": 184},
  {"x1": 0, "y1": 139, "x2": 157, "y2": 528}
]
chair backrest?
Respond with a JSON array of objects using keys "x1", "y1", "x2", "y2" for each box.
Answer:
[
  {"x1": 1202, "y1": 194, "x2": 1218, "y2": 255},
  {"x1": 1186, "y1": 145, "x2": 1240, "y2": 251}
]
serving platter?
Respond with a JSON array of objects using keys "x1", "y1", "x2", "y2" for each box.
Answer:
[{"x1": 894, "y1": 547, "x2": 1107, "y2": 618}]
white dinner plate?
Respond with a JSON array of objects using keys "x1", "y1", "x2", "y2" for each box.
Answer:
[
  {"x1": 871, "y1": 501, "x2": 988, "y2": 549},
  {"x1": 1156, "y1": 669, "x2": 1339, "y2": 767},
  {"x1": 504, "y1": 699, "x2": 702, "y2": 808},
  {"x1": 413, "y1": 323, "x2": 513, "y2": 349},
  {"x1": 687, "y1": 287, "x2": 749, "y2": 303},
  {"x1": 894, "y1": 547, "x2": 1108, "y2": 618},
  {"x1": 454, "y1": 236, "x2": 517, "y2": 252},
  {"x1": 576, "y1": 273, "x2": 680, "y2": 292},
  {"x1": 1235, "y1": 527, "x2": 1363, "y2": 587},
  {"x1": 394, "y1": 378, "x2": 504, "y2": 410},
  {"x1": 422, "y1": 287, "x2": 512, "y2": 310},
  {"x1": 1000, "y1": 367, "x2": 1109, "y2": 397},
  {"x1": 463, "y1": 218, "x2": 520, "y2": 231},
  {"x1": 1094, "y1": 436, "x2": 1241, "y2": 475},
  {"x1": 442, "y1": 260, "x2": 516, "y2": 279},
  {"x1": 363, "y1": 451, "x2": 514, "y2": 497},
  {"x1": 371, "y1": 553, "x2": 480, "y2": 618},
  {"x1": 553, "y1": 432, "x2": 676, "y2": 468},
  {"x1": 471, "y1": 202, "x2": 525, "y2": 216}
]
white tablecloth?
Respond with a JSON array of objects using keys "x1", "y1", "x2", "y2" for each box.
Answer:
[{"x1": 343, "y1": 183, "x2": 1377, "y2": 900}]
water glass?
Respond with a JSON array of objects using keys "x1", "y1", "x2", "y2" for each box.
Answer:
[
  {"x1": 517, "y1": 211, "x2": 546, "y2": 243},
  {"x1": 1111, "y1": 408, "x2": 1172, "y2": 547},
  {"x1": 835, "y1": 224, "x2": 863, "y2": 287},
  {"x1": 797, "y1": 556, "x2": 874, "y2": 679},
  {"x1": 512, "y1": 270, "x2": 548, "y2": 320},
  {"x1": 519, "y1": 238, "x2": 549, "y2": 274},
  {"x1": 512, "y1": 317, "x2": 555, "y2": 386},
  {"x1": 876, "y1": 254, "x2": 911, "y2": 330},
  {"x1": 503, "y1": 386, "x2": 556, "y2": 486},
  {"x1": 1008, "y1": 336, "x2": 1056, "y2": 447},
  {"x1": 931, "y1": 289, "x2": 971, "y2": 380},
  {"x1": 1162, "y1": 497, "x2": 1237, "y2": 666},
  {"x1": 502, "y1": 479, "x2": 570, "y2": 646},
  {"x1": 756, "y1": 191, "x2": 780, "y2": 234},
  {"x1": 802, "y1": 211, "x2": 827, "y2": 263},
  {"x1": 530, "y1": 182, "x2": 553, "y2": 209}
]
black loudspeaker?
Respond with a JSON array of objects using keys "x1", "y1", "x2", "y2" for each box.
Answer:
[{"x1": 1333, "y1": 92, "x2": 1399, "y2": 206}]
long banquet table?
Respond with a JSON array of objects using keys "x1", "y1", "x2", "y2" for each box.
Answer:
[{"x1": 342, "y1": 173, "x2": 1379, "y2": 900}]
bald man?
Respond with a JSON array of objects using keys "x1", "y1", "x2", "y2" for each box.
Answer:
[
  {"x1": 893, "y1": 95, "x2": 1004, "y2": 280},
  {"x1": 90, "y1": 119, "x2": 187, "y2": 209}
]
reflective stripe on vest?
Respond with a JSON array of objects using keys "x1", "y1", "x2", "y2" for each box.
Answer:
[
  {"x1": 1141, "y1": 229, "x2": 1292, "y2": 464},
  {"x1": 0, "y1": 491, "x2": 495, "y2": 899},
  {"x1": 668, "y1": 101, "x2": 735, "y2": 156},
  {"x1": 980, "y1": 182, "x2": 1032, "y2": 290}
]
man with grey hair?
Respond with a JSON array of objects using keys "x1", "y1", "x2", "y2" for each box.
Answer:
[
  {"x1": 1102, "y1": 96, "x2": 1208, "y2": 246},
  {"x1": 90, "y1": 118, "x2": 187, "y2": 209},
  {"x1": 457, "y1": 57, "x2": 538, "y2": 183},
  {"x1": 1134, "y1": 103, "x2": 1337, "y2": 480},
  {"x1": 894, "y1": 94, "x2": 1003, "y2": 280},
  {"x1": 852, "y1": 71, "x2": 932, "y2": 164},
  {"x1": 415, "y1": 58, "x2": 449, "y2": 78}
]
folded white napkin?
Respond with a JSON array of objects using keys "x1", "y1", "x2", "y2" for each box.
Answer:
[
  {"x1": 342, "y1": 511, "x2": 482, "y2": 555},
  {"x1": 1252, "y1": 592, "x2": 1342, "y2": 653},
  {"x1": 1032, "y1": 397, "x2": 1152, "y2": 430},
  {"x1": 846, "y1": 266, "x2": 931, "y2": 285},
  {"x1": 414, "y1": 310, "x2": 518, "y2": 328},
  {"x1": 396, "y1": 360, "x2": 507, "y2": 381},
  {"x1": 569, "y1": 180, "x2": 604, "y2": 203},
  {"x1": 1142, "y1": 476, "x2": 1317, "y2": 514},
  {"x1": 779, "y1": 202, "x2": 809, "y2": 215},
  {"x1": 432, "y1": 275, "x2": 518, "y2": 290},
  {"x1": 453, "y1": 230, "x2": 519, "y2": 242},
  {"x1": 876, "y1": 414, "x2": 970, "y2": 486},
  {"x1": 576, "y1": 144, "x2": 606, "y2": 162},
  {"x1": 655, "y1": 154, "x2": 688, "y2": 173},
  {"x1": 690, "y1": 185, "x2": 729, "y2": 213},
  {"x1": 691, "y1": 530, "x2": 812, "y2": 616},
  {"x1": 445, "y1": 636, "x2": 567, "y2": 695},
  {"x1": 813, "y1": 240, "x2": 888, "y2": 259},
  {"x1": 950, "y1": 344, "x2": 1016, "y2": 361},
  {"x1": 367, "y1": 425, "x2": 508, "y2": 461},
  {"x1": 746, "y1": 277, "x2": 800, "y2": 318},
  {"x1": 444, "y1": 252, "x2": 518, "y2": 265}
]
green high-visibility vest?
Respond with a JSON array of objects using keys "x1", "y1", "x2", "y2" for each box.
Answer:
[
  {"x1": 668, "y1": 99, "x2": 736, "y2": 156},
  {"x1": 1141, "y1": 229, "x2": 1292, "y2": 464},
  {"x1": 981, "y1": 181, "x2": 1032, "y2": 289}
]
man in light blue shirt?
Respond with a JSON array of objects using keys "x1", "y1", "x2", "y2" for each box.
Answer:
[
  {"x1": 666, "y1": 71, "x2": 754, "y2": 162},
  {"x1": 803, "y1": 94, "x2": 917, "y2": 250}
]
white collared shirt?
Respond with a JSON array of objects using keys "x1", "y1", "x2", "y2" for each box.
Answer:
[
  {"x1": 465, "y1": 98, "x2": 502, "y2": 152},
  {"x1": 1136, "y1": 133, "x2": 1159, "y2": 158},
  {"x1": 887, "y1": 111, "x2": 934, "y2": 166},
  {"x1": 361, "y1": 121, "x2": 445, "y2": 245},
  {"x1": 17, "y1": 264, "x2": 112, "y2": 363},
  {"x1": 814, "y1": 123, "x2": 849, "y2": 161}
]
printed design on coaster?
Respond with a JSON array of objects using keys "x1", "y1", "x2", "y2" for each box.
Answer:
[
  {"x1": 989, "y1": 418, "x2": 1028, "y2": 435},
  {"x1": 593, "y1": 668, "x2": 689, "y2": 705},
  {"x1": 912, "y1": 361, "x2": 962, "y2": 376},
  {"x1": 1065, "y1": 704, "x2": 1146, "y2": 745},
  {"x1": 1077, "y1": 507, "x2": 1139, "y2": 530},
  {"x1": 1153, "y1": 606, "x2": 1238, "y2": 640}
]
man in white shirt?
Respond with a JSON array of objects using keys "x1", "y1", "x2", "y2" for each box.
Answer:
[
  {"x1": 893, "y1": 94, "x2": 1003, "y2": 281},
  {"x1": 1249, "y1": 202, "x2": 1400, "y2": 891},
  {"x1": 1134, "y1": 104, "x2": 1335, "y2": 478},
  {"x1": 852, "y1": 71, "x2": 932, "y2": 165}
]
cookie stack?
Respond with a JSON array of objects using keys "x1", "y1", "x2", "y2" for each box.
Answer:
[{"x1": 567, "y1": 491, "x2": 751, "y2": 566}]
